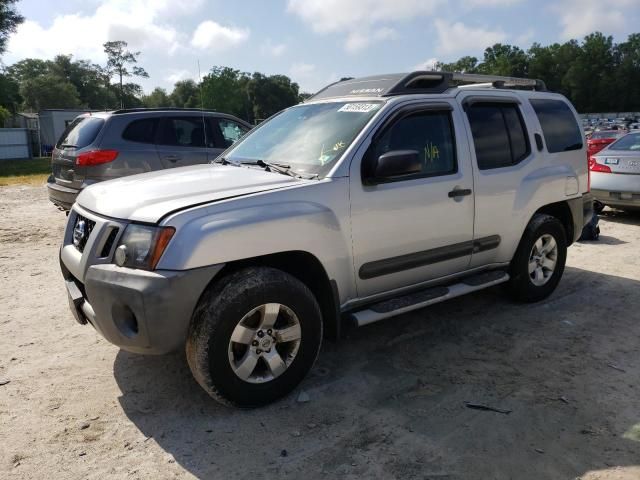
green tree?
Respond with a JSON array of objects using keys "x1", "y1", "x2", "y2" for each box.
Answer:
[
  {"x1": 436, "y1": 56, "x2": 479, "y2": 73},
  {"x1": 169, "y1": 79, "x2": 200, "y2": 108},
  {"x1": 200, "y1": 67, "x2": 250, "y2": 119},
  {"x1": 477, "y1": 44, "x2": 528, "y2": 77},
  {"x1": 0, "y1": 71, "x2": 21, "y2": 112},
  {"x1": 247, "y1": 73, "x2": 300, "y2": 121},
  {"x1": 0, "y1": 0, "x2": 23, "y2": 56},
  {"x1": 20, "y1": 75, "x2": 81, "y2": 110},
  {"x1": 0, "y1": 104, "x2": 10, "y2": 125},
  {"x1": 51, "y1": 55, "x2": 115, "y2": 109},
  {"x1": 103, "y1": 40, "x2": 148, "y2": 108},
  {"x1": 142, "y1": 87, "x2": 171, "y2": 107}
]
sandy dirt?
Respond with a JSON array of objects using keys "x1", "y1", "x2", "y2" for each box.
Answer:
[{"x1": 1, "y1": 184, "x2": 640, "y2": 480}]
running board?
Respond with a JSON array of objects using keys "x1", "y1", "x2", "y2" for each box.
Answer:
[{"x1": 350, "y1": 270, "x2": 510, "y2": 327}]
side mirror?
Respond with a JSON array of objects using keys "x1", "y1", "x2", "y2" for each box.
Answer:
[{"x1": 366, "y1": 150, "x2": 421, "y2": 184}]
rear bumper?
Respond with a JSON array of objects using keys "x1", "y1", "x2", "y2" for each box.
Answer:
[
  {"x1": 591, "y1": 172, "x2": 640, "y2": 208},
  {"x1": 61, "y1": 257, "x2": 223, "y2": 354},
  {"x1": 48, "y1": 180, "x2": 79, "y2": 210}
]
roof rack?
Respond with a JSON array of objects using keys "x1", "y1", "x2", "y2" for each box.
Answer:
[
  {"x1": 307, "y1": 71, "x2": 546, "y2": 102},
  {"x1": 111, "y1": 107, "x2": 218, "y2": 115}
]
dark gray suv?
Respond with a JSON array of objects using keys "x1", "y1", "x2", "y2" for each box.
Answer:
[{"x1": 47, "y1": 108, "x2": 252, "y2": 210}]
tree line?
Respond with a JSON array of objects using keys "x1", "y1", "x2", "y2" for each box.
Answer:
[
  {"x1": 0, "y1": 53, "x2": 305, "y2": 124},
  {"x1": 436, "y1": 32, "x2": 640, "y2": 113}
]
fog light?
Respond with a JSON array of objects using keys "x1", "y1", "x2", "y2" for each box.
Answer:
[{"x1": 115, "y1": 245, "x2": 128, "y2": 267}]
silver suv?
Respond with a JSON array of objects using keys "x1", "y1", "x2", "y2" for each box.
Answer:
[
  {"x1": 58, "y1": 72, "x2": 593, "y2": 407},
  {"x1": 47, "y1": 108, "x2": 251, "y2": 210}
]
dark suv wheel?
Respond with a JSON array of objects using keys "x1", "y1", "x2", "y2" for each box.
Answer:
[
  {"x1": 507, "y1": 214, "x2": 567, "y2": 303},
  {"x1": 186, "y1": 267, "x2": 323, "y2": 407}
]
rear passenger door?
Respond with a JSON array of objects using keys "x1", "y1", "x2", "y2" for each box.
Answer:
[
  {"x1": 460, "y1": 95, "x2": 535, "y2": 268},
  {"x1": 156, "y1": 116, "x2": 216, "y2": 168}
]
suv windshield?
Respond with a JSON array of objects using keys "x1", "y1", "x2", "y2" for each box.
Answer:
[
  {"x1": 608, "y1": 132, "x2": 640, "y2": 151},
  {"x1": 56, "y1": 116, "x2": 105, "y2": 149},
  {"x1": 224, "y1": 101, "x2": 383, "y2": 175}
]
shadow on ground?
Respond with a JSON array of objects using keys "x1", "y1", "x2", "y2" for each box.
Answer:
[{"x1": 114, "y1": 267, "x2": 640, "y2": 479}]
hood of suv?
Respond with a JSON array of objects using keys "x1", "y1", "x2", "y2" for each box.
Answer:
[{"x1": 76, "y1": 164, "x2": 302, "y2": 223}]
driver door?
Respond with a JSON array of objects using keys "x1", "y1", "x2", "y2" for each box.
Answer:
[{"x1": 349, "y1": 101, "x2": 475, "y2": 298}]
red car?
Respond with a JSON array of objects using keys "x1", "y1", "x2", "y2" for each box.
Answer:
[{"x1": 587, "y1": 130, "x2": 624, "y2": 160}]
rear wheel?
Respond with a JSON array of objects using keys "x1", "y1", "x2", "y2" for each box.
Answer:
[
  {"x1": 186, "y1": 267, "x2": 323, "y2": 407},
  {"x1": 507, "y1": 214, "x2": 567, "y2": 302}
]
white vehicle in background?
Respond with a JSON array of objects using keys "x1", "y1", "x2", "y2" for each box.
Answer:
[{"x1": 590, "y1": 132, "x2": 640, "y2": 211}]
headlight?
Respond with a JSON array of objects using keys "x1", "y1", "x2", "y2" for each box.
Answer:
[{"x1": 114, "y1": 224, "x2": 175, "y2": 270}]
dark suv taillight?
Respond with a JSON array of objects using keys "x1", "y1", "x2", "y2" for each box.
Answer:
[{"x1": 76, "y1": 150, "x2": 119, "y2": 166}]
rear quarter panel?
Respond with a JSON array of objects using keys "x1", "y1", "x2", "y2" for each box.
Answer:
[{"x1": 87, "y1": 115, "x2": 163, "y2": 181}]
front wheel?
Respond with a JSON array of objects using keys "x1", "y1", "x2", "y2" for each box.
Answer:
[
  {"x1": 186, "y1": 267, "x2": 323, "y2": 407},
  {"x1": 507, "y1": 214, "x2": 567, "y2": 303}
]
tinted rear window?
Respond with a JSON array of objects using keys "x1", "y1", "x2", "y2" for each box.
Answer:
[
  {"x1": 607, "y1": 133, "x2": 640, "y2": 151},
  {"x1": 122, "y1": 118, "x2": 158, "y2": 143},
  {"x1": 56, "y1": 116, "x2": 105, "y2": 149},
  {"x1": 466, "y1": 103, "x2": 529, "y2": 170},
  {"x1": 530, "y1": 99, "x2": 582, "y2": 153}
]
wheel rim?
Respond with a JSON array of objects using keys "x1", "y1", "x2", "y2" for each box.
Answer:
[
  {"x1": 227, "y1": 303, "x2": 302, "y2": 384},
  {"x1": 528, "y1": 233, "x2": 558, "y2": 287}
]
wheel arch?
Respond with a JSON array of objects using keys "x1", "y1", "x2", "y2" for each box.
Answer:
[
  {"x1": 214, "y1": 251, "x2": 341, "y2": 340},
  {"x1": 532, "y1": 200, "x2": 574, "y2": 246}
]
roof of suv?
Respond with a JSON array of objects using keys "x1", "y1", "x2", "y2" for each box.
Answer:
[{"x1": 307, "y1": 71, "x2": 547, "y2": 103}]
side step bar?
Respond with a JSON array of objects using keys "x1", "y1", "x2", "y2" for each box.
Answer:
[{"x1": 350, "y1": 270, "x2": 510, "y2": 327}]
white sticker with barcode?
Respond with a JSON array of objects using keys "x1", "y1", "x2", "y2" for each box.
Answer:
[{"x1": 338, "y1": 103, "x2": 380, "y2": 113}]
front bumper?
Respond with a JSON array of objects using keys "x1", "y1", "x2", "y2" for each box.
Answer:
[
  {"x1": 48, "y1": 180, "x2": 80, "y2": 210},
  {"x1": 61, "y1": 257, "x2": 223, "y2": 354},
  {"x1": 591, "y1": 172, "x2": 640, "y2": 208}
]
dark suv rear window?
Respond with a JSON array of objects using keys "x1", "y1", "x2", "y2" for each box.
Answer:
[
  {"x1": 530, "y1": 99, "x2": 583, "y2": 153},
  {"x1": 56, "y1": 117, "x2": 104, "y2": 149},
  {"x1": 122, "y1": 118, "x2": 158, "y2": 144}
]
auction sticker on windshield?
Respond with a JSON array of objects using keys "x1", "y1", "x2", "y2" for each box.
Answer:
[{"x1": 338, "y1": 103, "x2": 381, "y2": 113}]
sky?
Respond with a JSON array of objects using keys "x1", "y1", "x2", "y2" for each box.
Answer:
[{"x1": 4, "y1": 0, "x2": 640, "y2": 94}]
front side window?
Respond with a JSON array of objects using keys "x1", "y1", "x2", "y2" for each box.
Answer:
[
  {"x1": 530, "y1": 99, "x2": 583, "y2": 153},
  {"x1": 467, "y1": 102, "x2": 530, "y2": 170},
  {"x1": 225, "y1": 101, "x2": 383, "y2": 176},
  {"x1": 217, "y1": 119, "x2": 249, "y2": 147},
  {"x1": 371, "y1": 110, "x2": 457, "y2": 177},
  {"x1": 158, "y1": 117, "x2": 214, "y2": 148}
]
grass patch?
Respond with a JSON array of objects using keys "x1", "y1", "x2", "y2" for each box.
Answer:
[{"x1": 0, "y1": 157, "x2": 51, "y2": 186}]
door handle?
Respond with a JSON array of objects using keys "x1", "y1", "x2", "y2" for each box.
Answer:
[
  {"x1": 448, "y1": 188, "x2": 472, "y2": 198},
  {"x1": 164, "y1": 154, "x2": 180, "y2": 162}
]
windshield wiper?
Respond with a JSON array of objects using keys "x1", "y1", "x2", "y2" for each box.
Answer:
[
  {"x1": 252, "y1": 159, "x2": 318, "y2": 179},
  {"x1": 60, "y1": 143, "x2": 77, "y2": 149},
  {"x1": 212, "y1": 156, "x2": 237, "y2": 165}
]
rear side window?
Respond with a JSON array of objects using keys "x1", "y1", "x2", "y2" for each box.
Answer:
[
  {"x1": 466, "y1": 103, "x2": 530, "y2": 170},
  {"x1": 56, "y1": 117, "x2": 105, "y2": 149},
  {"x1": 122, "y1": 118, "x2": 158, "y2": 144},
  {"x1": 530, "y1": 99, "x2": 583, "y2": 153},
  {"x1": 158, "y1": 117, "x2": 215, "y2": 148}
]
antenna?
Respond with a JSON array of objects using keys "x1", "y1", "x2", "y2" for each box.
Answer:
[{"x1": 197, "y1": 59, "x2": 209, "y2": 148}]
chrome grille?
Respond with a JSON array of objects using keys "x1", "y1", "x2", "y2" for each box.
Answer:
[{"x1": 72, "y1": 214, "x2": 95, "y2": 253}]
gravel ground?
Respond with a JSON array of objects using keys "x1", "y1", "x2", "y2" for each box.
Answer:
[{"x1": 1, "y1": 184, "x2": 640, "y2": 480}]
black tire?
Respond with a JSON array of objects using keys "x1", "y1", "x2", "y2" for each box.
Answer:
[
  {"x1": 507, "y1": 214, "x2": 567, "y2": 303},
  {"x1": 186, "y1": 267, "x2": 323, "y2": 407}
]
